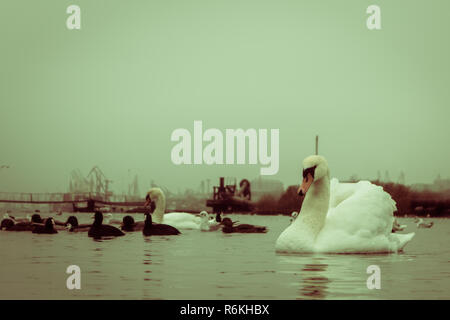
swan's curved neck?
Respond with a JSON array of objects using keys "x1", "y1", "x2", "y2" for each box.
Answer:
[
  {"x1": 199, "y1": 216, "x2": 209, "y2": 227},
  {"x1": 153, "y1": 195, "x2": 166, "y2": 224},
  {"x1": 294, "y1": 175, "x2": 330, "y2": 237}
]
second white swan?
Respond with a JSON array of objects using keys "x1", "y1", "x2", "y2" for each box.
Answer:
[{"x1": 144, "y1": 188, "x2": 201, "y2": 230}]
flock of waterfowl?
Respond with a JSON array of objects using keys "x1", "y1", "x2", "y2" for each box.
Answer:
[
  {"x1": 0, "y1": 187, "x2": 268, "y2": 238},
  {"x1": 0, "y1": 208, "x2": 268, "y2": 238},
  {"x1": 0, "y1": 155, "x2": 436, "y2": 252}
]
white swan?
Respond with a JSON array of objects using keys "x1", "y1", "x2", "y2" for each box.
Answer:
[
  {"x1": 276, "y1": 155, "x2": 415, "y2": 253},
  {"x1": 199, "y1": 211, "x2": 221, "y2": 231},
  {"x1": 144, "y1": 188, "x2": 201, "y2": 230}
]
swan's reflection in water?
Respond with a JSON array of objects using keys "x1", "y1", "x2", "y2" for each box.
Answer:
[
  {"x1": 142, "y1": 237, "x2": 153, "y2": 298},
  {"x1": 280, "y1": 253, "x2": 413, "y2": 299},
  {"x1": 143, "y1": 243, "x2": 152, "y2": 275},
  {"x1": 141, "y1": 237, "x2": 167, "y2": 299},
  {"x1": 298, "y1": 262, "x2": 330, "y2": 299},
  {"x1": 277, "y1": 255, "x2": 330, "y2": 299}
]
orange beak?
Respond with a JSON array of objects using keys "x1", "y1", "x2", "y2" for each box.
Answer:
[
  {"x1": 298, "y1": 173, "x2": 314, "y2": 196},
  {"x1": 144, "y1": 198, "x2": 151, "y2": 207}
]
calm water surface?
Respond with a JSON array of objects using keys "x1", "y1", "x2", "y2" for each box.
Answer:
[{"x1": 0, "y1": 214, "x2": 449, "y2": 299}]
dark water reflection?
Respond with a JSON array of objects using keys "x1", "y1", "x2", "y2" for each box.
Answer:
[
  {"x1": 0, "y1": 214, "x2": 449, "y2": 299},
  {"x1": 298, "y1": 261, "x2": 329, "y2": 299}
]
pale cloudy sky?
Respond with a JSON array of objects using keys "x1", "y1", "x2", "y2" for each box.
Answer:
[{"x1": 0, "y1": 0, "x2": 449, "y2": 194}]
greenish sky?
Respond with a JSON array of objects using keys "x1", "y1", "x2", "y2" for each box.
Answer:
[{"x1": 0, "y1": 0, "x2": 449, "y2": 194}]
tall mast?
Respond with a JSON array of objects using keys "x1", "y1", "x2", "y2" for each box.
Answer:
[{"x1": 315, "y1": 135, "x2": 319, "y2": 155}]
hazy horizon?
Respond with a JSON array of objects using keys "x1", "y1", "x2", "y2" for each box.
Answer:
[{"x1": 1, "y1": 0, "x2": 449, "y2": 194}]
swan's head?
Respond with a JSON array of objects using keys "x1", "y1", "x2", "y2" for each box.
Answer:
[
  {"x1": 144, "y1": 188, "x2": 164, "y2": 207},
  {"x1": 199, "y1": 211, "x2": 209, "y2": 221},
  {"x1": 298, "y1": 155, "x2": 329, "y2": 196}
]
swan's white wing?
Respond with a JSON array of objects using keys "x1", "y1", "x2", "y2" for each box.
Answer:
[
  {"x1": 315, "y1": 179, "x2": 414, "y2": 253},
  {"x1": 164, "y1": 212, "x2": 200, "y2": 223},
  {"x1": 163, "y1": 212, "x2": 200, "y2": 230},
  {"x1": 328, "y1": 179, "x2": 396, "y2": 235}
]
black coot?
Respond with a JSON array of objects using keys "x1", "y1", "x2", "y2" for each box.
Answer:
[
  {"x1": 221, "y1": 218, "x2": 267, "y2": 233},
  {"x1": 65, "y1": 216, "x2": 91, "y2": 232},
  {"x1": 31, "y1": 214, "x2": 44, "y2": 224},
  {"x1": 4, "y1": 222, "x2": 34, "y2": 231},
  {"x1": 88, "y1": 211, "x2": 124, "y2": 238},
  {"x1": 121, "y1": 215, "x2": 145, "y2": 232},
  {"x1": 1, "y1": 218, "x2": 15, "y2": 230},
  {"x1": 32, "y1": 218, "x2": 58, "y2": 234},
  {"x1": 142, "y1": 212, "x2": 180, "y2": 236}
]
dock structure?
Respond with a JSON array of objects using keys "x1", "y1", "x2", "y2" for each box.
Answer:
[
  {"x1": 0, "y1": 192, "x2": 145, "y2": 212},
  {"x1": 206, "y1": 177, "x2": 254, "y2": 213}
]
